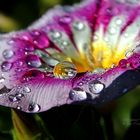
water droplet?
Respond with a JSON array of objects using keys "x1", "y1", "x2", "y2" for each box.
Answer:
[
  {"x1": 9, "y1": 95, "x2": 19, "y2": 102},
  {"x1": 28, "y1": 103, "x2": 41, "y2": 112},
  {"x1": 125, "y1": 51, "x2": 133, "y2": 58},
  {"x1": 93, "y1": 35, "x2": 98, "y2": 41},
  {"x1": 109, "y1": 27, "x2": 116, "y2": 34},
  {"x1": 26, "y1": 55, "x2": 41, "y2": 68},
  {"x1": 119, "y1": 59, "x2": 128, "y2": 68},
  {"x1": 69, "y1": 87, "x2": 87, "y2": 101},
  {"x1": 78, "y1": 82, "x2": 84, "y2": 86},
  {"x1": 88, "y1": 80, "x2": 105, "y2": 94},
  {"x1": 22, "y1": 70, "x2": 45, "y2": 82},
  {"x1": 1, "y1": 61, "x2": 12, "y2": 72},
  {"x1": 0, "y1": 76, "x2": 5, "y2": 83},
  {"x1": 73, "y1": 21, "x2": 85, "y2": 31},
  {"x1": 124, "y1": 33, "x2": 129, "y2": 38},
  {"x1": 50, "y1": 31, "x2": 62, "y2": 40},
  {"x1": 53, "y1": 61, "x2": 77, "y2": 79},
  {"x1": 59, "y1": 15, "x2": 72, "y2": 24},
  {"x1": 115, "y1": 18, "x2": 123, "y2": 25},
  {"x1": 16, "y1": 106, "x2": 22, "y2": 110},
  {"x1": 23, "y1": 86, "x2": 31, "y2": 93},
  {"x1": 3, "y1": 49, "x2": 14, "y2": 59},
  {"x1": 32, "y1": 30, "x2": 50, "y2": 49},
  {"x1": 92, "y1": 68, "x2": 105, "y2": 74}
]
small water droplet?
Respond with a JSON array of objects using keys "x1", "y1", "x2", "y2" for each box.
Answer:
[
  {"x1": 88, "y1": 80, "x2": 105, "y2": 94},
  {"x1": 59, "y1": 15, "x2": 72, "y2": 24},
  {"x1": 69, "y1": 87, "x2": 87, "y2": 101},
  {"x1": 53, "y1": 61, "x2": 77, "y2": 79},
  {"x1": 78, "y1": 82, "x2": 84, "y2": 86},
  {"x1": 109, "y1": 27, "x2": 116, "y2": 34},
  {"x1": 23, "y1": 86, "x2": 31, "y2": 93},
  {"x1": 0, "y1": 76, "x2": 5, "y2": 83},
  {"x1": 1, "y1": 61, "x2": 12, "y2": 72},
  {"x1": 73, "y1": 21, "x2": 85, "y2": 31},
  {"x1": 28, "y1": 103, "x2": 41, "y2": 112},
  {"x1": 9, "y1": 95, "x2": 19, "y2": 102},
  {"x1": 27, "y1": 55, "x2": 41, "y2": 68},
  {"x1": 50, "y1": 31, "x2": 62, "y2": 40},
  {"x1": 3, "y1": 49, "x2": 14, "y2": 59},
  {"x1": 92, "y1": 68, "x2": 105, "y2": 74},
  {"x1": 115, "y1": 18, "x2": 123, "y2": 25},
  {"x1": 124, "y1": 33, "x2": 129, "y2": 38},
  {"x1": 16, "y1": 106, "x2": 22, "y2": 110}
]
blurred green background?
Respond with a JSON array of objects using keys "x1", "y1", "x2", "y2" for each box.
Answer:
[{"x1": 0, "y1": 0, "x2": 140, "y2": 140}]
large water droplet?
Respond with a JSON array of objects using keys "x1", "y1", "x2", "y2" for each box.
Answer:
[
  {"x1": 69, "y1": 87, "x2": 87, "y2": 101},
  {"x1": 28, "y1": 103, "x2": 41, "y2": 112},
  {"x1": 88, "y1": 80, "x2": 105, "y2": 94},
  {"x1": 1, "y1": 61, "x2": 12, "y2": 72},
  {"x1": 53, "y1": 61, "x2": 77, "y2": 79},
  {"x1": 26, "y1": 55, "x2": 41, "y2": 68},
  {"x1": 3, "y1": 49, "x2": 14, "y2": 59},
  {"x1": 73, "y1": 21, "x2": 85, "y2": 31}
]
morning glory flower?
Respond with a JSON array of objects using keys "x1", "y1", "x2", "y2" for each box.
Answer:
[{"x1": 0, "y1": 0, "x2": 140, "y2": 113}]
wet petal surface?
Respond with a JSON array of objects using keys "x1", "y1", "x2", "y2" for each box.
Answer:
[{"x1": 0, "y1": 0, "x2": 140, "y2": 112}]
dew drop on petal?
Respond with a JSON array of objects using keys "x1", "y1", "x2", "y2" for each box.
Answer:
[
  {"x1": 59, "y1": 15, "x2": 72, "y2": 24},
  {"x1": 88, "y1": 80, "x2": 105, "y2": 94},
  {"x1": 69, "y1": 87, "x2": 87, "y2": 101},
  {"x1": 9, "y1": 92, "x2": 24, "y2": 102},
  {"x1": 3, "y1": 49, "x2": 14, "y2": 59},
  {"x1": 125, "y1": 50, "x2": 133, "y2": 58},
  {"x1": 0, "y1": 76, "x2": 5, "y2": 83},
  {"x1": 119, "y1": 59, "x2": 128, "y2": 68},
  {"x1": 115, "y1": 18, "x2": 123, "y2": 25},
  {"x1": 1, "y1": 61, "x2": 12, "y2": 72},
  {"x1": 109, "y1": 27, "x2": 116, "y2": 34},
  {"x1": 22, "y1": 86, "x2": 31, "y2": 93},
  {"x1": 73, "y1": 21, "x2": 85, "y2": 31},
  {"x1": 50, "y1": 31, "x2": 62, "y2": 40},
  {"x1": 28, "y1": 103, "x2": 41, "y2": 112},
  {"x1": 16, "y1": 106, "x2": 22, "y2": 110},
  {"x1": 53, "y1": 61, "x2": 77, "y2": 79},
  {"x1": 26, "y1": 55, "x2": 42, "y2": 68}
]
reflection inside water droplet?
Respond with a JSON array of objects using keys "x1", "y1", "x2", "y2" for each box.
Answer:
[
  {"x1": 28, "y1": 103, "x2": 41, "y2": 112},
  {"x1": 53, "y1": 61, "x2": 77, "y2": 79},
  {"x1": 88, "y1": 80, "x2": 105, "y2": 94},
  {"x1": 69, "y1": 87, "x2": 87, "y2": 101}
]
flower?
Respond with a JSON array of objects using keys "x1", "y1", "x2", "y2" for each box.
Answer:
[{"x1": 0, "y1": 0, "x2": 140, "y2": 113}]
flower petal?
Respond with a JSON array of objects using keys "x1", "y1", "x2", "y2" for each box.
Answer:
[{"x1": 0, "y1": 0, "x2": 140, "y2": 113}]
